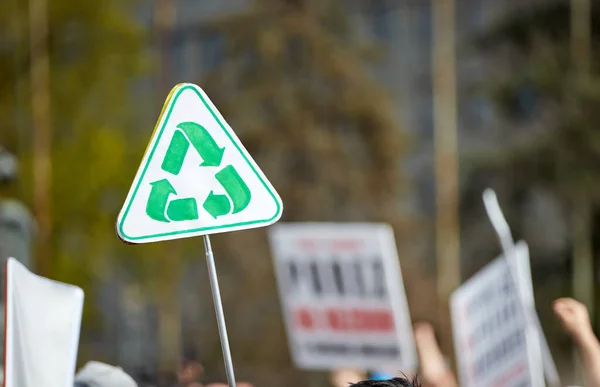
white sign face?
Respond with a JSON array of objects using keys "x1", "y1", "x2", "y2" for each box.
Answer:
[
  {"x1": 483, "y1": 189, "x2": 559, "y2": 386},
  {"x1": 268, "y1": 223, "x2": 416, "y2": 371},
  {"x1": 117, "y1": 83, "x2": 283, "y2": 244},
  {"x1": 4, "y1": 258, "x2": 84, "y2": 387},
  {"x1": 450, "y1": 242, "x2": 543, "y2": 387}
]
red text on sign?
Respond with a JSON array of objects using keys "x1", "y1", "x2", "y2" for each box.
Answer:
[{"x1": 293, "y1": 307, "x2": 394, "y2": 333}]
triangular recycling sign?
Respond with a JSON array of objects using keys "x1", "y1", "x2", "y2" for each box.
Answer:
[{"x1": 117, "y1": 83, "x2": 283, "y2": 244}]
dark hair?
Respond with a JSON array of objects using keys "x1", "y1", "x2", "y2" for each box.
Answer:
[
  {"x1": 183, "y1": 346, "x2": 199, "y2": 362},
  {"x1": 349, "y1": 376, "x2": 421, "y2": 387},
  {"x1": 180, "y1": 346, "x2": 202, "y2": 369}
]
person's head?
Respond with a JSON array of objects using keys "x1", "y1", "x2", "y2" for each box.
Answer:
[
  {"x1": 350, "y1": 377, "x2": 421, "y2": 387},
  {"x1": 330, "y1": 369, "x2": 366, "y2": 387},
  {"x1": 177, "y1": 360, "x2": 203, "y2": 384},
  {"x1": 73, "y1": 361, "x2": 137, "y2": 387},
  {"x1": 177, "y1": 348, "x2": 204, "y2": 383},
  {"x1": 0, "y1": 147, "x2": 17, "y2": 184}
]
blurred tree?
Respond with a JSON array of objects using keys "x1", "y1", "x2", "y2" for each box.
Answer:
[
  {"x1": 467, "y1": 0, "x2": 600, "y2": 281},
  {"x1": 471, "y1": 0, "x2": 600, "y2": 184},
  {"x1": 465, "y1": 0, "x2": 600, "y2": 374},
  {"x1": 180, "y1": 0, "x2": 412, "y2": 384},
  {"x1": 202, "y1": 0, "x2": 407, "y2": 223},
  {"x1": 0, "y1": 0, "x2": 150, "y2": 363}
]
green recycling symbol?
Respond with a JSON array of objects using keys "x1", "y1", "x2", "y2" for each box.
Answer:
[{"x1": 145, "y1": 121, "x2": 251, "y2": 222}]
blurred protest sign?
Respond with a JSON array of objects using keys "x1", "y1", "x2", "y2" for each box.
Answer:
[
  {"x1": 450, "y1": 242, "x2": 543, "y2": 387},
  {"x1": 116, "y1": 83, "x2": 282, "y2": 244},
  {"x1": 268, "y1": 223, "x2": 416, "y2": 371},
  {"x1": 116, "y1": 83, "x2": 283, "y2": 387},
  {"x1": 4, "y1": 257, "x2": 84, "y2": 387},
  {"x1": 0, "y1": 199, "x2": 35, "y2": 269},
  {"x1": 0, "y1": 148, "x2": 34, "y2": 269},
  {"x1": 483, "y1": 189, "x2": 560, "y2": 387},
  {"x1": 0, "y1": 147, "x2": 18, "y2": 184}
]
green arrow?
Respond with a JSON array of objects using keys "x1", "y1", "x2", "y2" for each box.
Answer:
[
  {"x1": 215, "y1": 165, "x2": 251, "y2": 214},
  {"x1": 146, "y1": 179, "x2": 176, "y2": 222},
  {"x1": 167, "y1": 197, "x2": 199, "y2": 221},
  {"x1": 178, "y1": 121, "x2": 225, "y2": 167},
  {"x1": 161, "y1": 130, "x2": 190, "y2": 175},
  {"x1": 203, "y1": 192, "x2": 231, "y2": 219}
]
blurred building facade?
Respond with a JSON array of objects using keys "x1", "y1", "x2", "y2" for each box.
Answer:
[
  {"x1": 106, "y1": 0, "x2": 571, "y2": 381},
  {"x1": 154, "y1": 0, "x2": 566, "y2": 276},
  {"x1": 153, "y1": 0, "x2": 561, "y2": 253}
]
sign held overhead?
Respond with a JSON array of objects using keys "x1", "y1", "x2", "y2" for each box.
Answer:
[
  {"x1": 268, "y1": 223, "x2": 416, "y2": 371},
  {"x1": 483, "y1": 189, "x2": 560, "y2": 387},
  {"x1": 450, "y1": 242, "x2": 543, "y2": 387},
  {"x1": 117, "y1": 83, "x2": 283, "y2": 244}
]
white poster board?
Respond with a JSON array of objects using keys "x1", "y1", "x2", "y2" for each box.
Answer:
[
  {"x1": 450, "y1": 242, "x2": 543, "y2": 387},
  {"x1": 3, "y1": 258, "x2": 84, "y2": 387},
  {"x1": 268, "y1": 223, "x2": 416, "y2": 371},
  {"x1": 483, "y1": 189, "x2": 559, "y2": 386}
]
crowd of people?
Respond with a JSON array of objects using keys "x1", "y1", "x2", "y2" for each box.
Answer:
[
  {"x1": 73, "y1": 297, "x2": 600, "y2": 387},
  {"x1": 341, "y1": 297, "x2": 600, "y2": 387}
]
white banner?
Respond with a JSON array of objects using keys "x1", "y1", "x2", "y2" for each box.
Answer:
[
  {"x1": 4, "y1": 257, "x2": 84, "y2": 387},
  {"x1": 268, "y1": 223, "x2": 416, "y2": 371},
  {"x1": 450, "y1": 242, "x2": 543, "y2": 387}
]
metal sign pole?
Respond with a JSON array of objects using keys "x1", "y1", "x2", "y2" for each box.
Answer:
[{"x1": 203, "y1": 235, "x2": 237, "y2": 387}]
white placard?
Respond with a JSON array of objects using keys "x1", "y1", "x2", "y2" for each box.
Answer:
[
  {"x1": 451, "y1": 242, "x2": 543, "y2": 387},
  {"x1": 4, "y1": 258, "x2": 84, "y2": 387},
  {"x1": 117, "y1": 83, "x2": 283, "y2": 244},
  {"x1": 483, "y1": 189, "x2": 559, "y2": 387},
  {"x1": 268, "y1": 223, "x2": 416, "y2": 371}
]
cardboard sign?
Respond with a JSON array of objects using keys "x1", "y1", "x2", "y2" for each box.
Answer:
[
  {"x1": 450, "y1": 242, "x2": 543, "y2": 387},
  {"x1": 3, "y1": 258, "x2": 84, "y2": 387},
  {"x1": 268, "y1": 223, "x2": 416, "y2": 371},
  {"x1": 117, "y1": 83, "x2": 283, "y2": 244}
]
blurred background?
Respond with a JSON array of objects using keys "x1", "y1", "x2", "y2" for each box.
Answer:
[{"x1": 0, "y1": 0, "x2": 598, "y2": 385}]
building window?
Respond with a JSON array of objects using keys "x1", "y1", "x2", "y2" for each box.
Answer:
[
  {"x1": 200, "y1": 32, "x2": 224, "y2": 71},
  {"x1": 461, "y1": 95, "x2": 494, "y2": 131},
  {"x1": 463, "y1": 0, "x2": 484, "y2": 32},
  {"x1": 171, "y1": 29, "x2": 187, "y2": 80},
  {"x1": 417, "y1": 176, "x2": 435, "y2": 216},
  {"x1": 368, "y1": 0, "x2": 391, "y2": 42},
  {"x1": 514, "y1": 86, "x2": 539, "y2": 121},
  {"x1": 496, "y1": 84, "x2": 539, "y2": 122},
  {"x1": 416, "y1": 1, "x2": 432, "y2": 58}
]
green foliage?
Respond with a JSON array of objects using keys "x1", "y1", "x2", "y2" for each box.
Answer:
[
  {"x1": 469, "y1": 0, "x2": 600, "y2": 196},
  {"x1": 0, "y1": 0, "x2": 149, "y2": 348}
]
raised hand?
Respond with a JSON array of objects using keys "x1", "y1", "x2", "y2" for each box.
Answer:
[
  {"x1": 553, "y1": 297, "x2": 594, "y2": 341},
  {"x1": 553, "y1": 297, "x2": 600, "y2": 387},
  {"x1": 413, "y1": 322, "x2": 457, "y2": 387}
]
